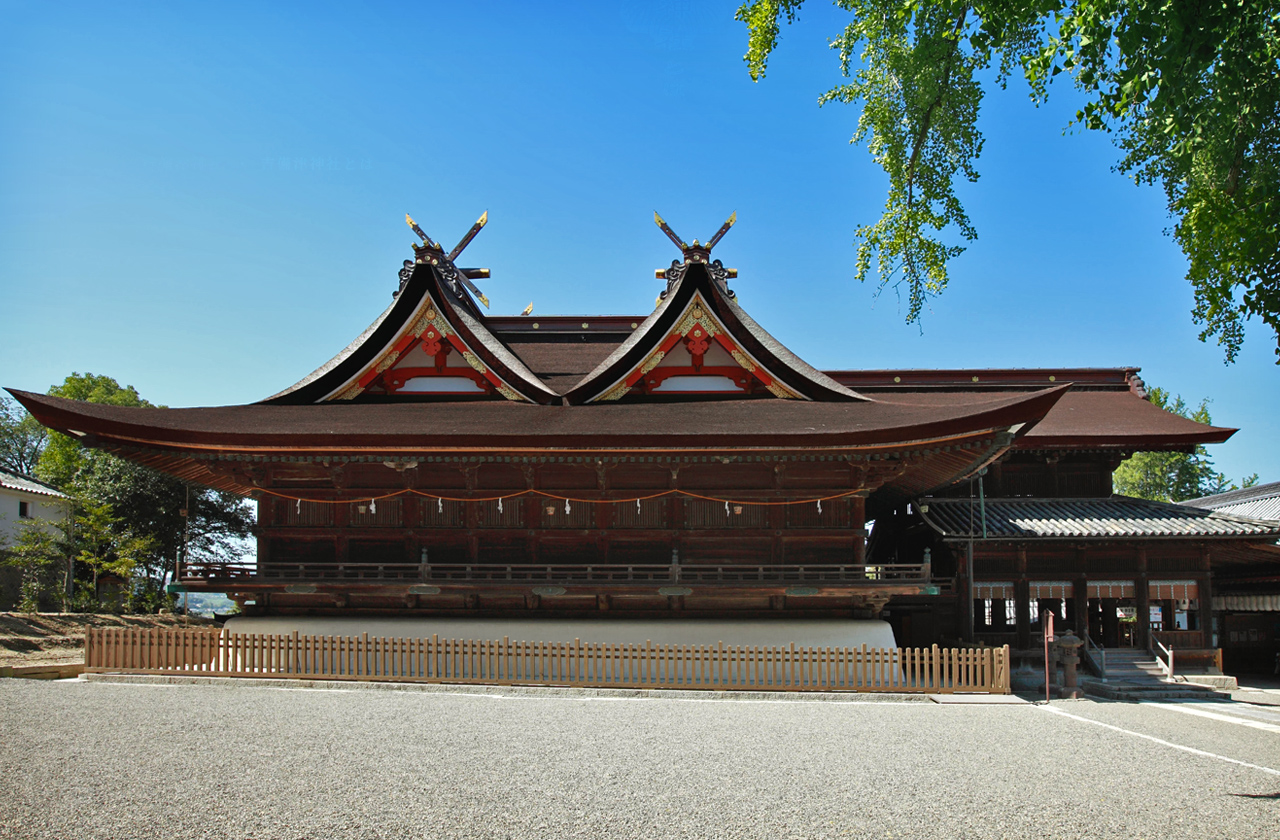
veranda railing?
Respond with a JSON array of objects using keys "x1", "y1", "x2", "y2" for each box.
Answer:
[{"x1": 85, "y1": 627, "x2": 1010, "y2": 694}]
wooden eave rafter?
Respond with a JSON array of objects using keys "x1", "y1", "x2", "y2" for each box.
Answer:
[{"x1": 94, "y1": 427, "x2": 1020, "y2": 499}]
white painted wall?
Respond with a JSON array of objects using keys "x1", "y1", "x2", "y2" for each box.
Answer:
[{"x1": 0, "y1": 487, "x2": 69, "y2": 547}]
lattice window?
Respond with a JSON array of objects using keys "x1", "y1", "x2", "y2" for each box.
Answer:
[
  {"x1": 540, "y1": 500, "x2": 593, "y2": 529},
  {"x1": 420, "y1": 498, "x2": 465, "y2": 528},
  {"x1": 476, "y1": 499, "x2": 524, "y2": 528},
  {"x1": 349, "y1": 498, "x2": 402, "y2": 527},
  {"x1": 612, "y1": 499, "x2": 667, "y2": 529},
  {"x1": 272, "y1": 498, "x2": 335, "y2": 527},
  {"x1": 786, "y1": 498, "x2": 849, "y2": 529},
  {"x1": 686, "y1": 499, "x2": 766, "y2": 529}
]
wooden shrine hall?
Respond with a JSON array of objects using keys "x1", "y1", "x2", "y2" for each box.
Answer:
[{"x1": 12, "y1": 212, "x2": 1280, "y2": 652}]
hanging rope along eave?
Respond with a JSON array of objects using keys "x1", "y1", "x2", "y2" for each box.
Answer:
[{"x1": 257, "y1": 486, "x2": 864, "y2": 508}]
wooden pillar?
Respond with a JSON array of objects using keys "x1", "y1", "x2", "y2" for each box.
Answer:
[
  {"x1": 1088, "y1": 597, "x2": 1104, "y2": 645},
  {"x1": 1072, "y1": 577, "x2": 1088, "y2": 637},
  {"x1": 1015, "y1": 549, "x2": 1030, "y2": 649},
  {"x1": 960, "y1": 541, "x2": 974, "y2": 642},
  {"x1": 465, "y1": 466, "x2": 479, "y2": 563},
  {"x1": 1200, "y1": 548, "x2": 1214, "y2": 649},
  {"x1": 1161, "y1": 600, "x2": 1177, "y2": 633},
  {"x1": 992, "y1": 598, "x2": 1009, "y2": 631},
  {"x1": 1135, "y1": 548, "x2": 1150, "y2": 650},
  {"x1": 1101, "y1": 598, "x2": 1120, "y2": 648},
  {"x1": 257, "y1": 529, "x2": 272, "y2": 576},
  {"x1": 851, "y1": 496, "x2": 866, "y2": 565},
  {"x1": 1015, "y1": 580, "x2": 1031, "y2": 650}
]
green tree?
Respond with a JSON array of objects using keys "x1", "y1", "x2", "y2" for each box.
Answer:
[
  {"x1": 1112, "y1": 387, "x2": 1258, "y2": 502},
  {"x1": 35, "y1": 373, "x2": 255, "y2": 611},
  {"x1": 71, "y1": 497, "x2": 154, "y2": 607},
  {"x1": 1, "y1": 520, "x2": 66, "y2": 612},
  {"x1": 0, "y1": 394, "x2": 48, "y2": 476},
  {"x1": 738, "y1": 0, "x2": 1280, "y2": 361}
]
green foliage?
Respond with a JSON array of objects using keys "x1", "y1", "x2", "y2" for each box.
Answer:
[
  {"x1": 37, "y1": 373, "x2": 151, "y2": 490},
  {"x1": 1111, "y1": 387, "x2": 1254, "y2": 502},
  {"x1": 0, "y1": 394, "x2": 48, "y2": 476},
  {"x1": 1, "y1": 520, "x2": 66, "y2": 613},
  {"x1": 738, "y1": 0, "x2": 1280, "y2": 360},
  {"x1": 32, "y1": 373, "x2": 255, "y2": 613},
  {"x1": 72, "y1": 497, "x2": 150, "y2": 586}
]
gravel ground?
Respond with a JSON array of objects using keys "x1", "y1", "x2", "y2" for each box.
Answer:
[{"x1": 2, "y1": 679, "x2": 1278, "y2": 840}]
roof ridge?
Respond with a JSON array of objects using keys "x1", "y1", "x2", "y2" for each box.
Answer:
[{"x1": 0, "y1": 466, "x2": 66, "y2": 498}]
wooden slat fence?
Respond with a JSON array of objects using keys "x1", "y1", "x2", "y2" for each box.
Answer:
[{"x1": 84, "y1": 628, "x2": 1010, "y2": 694}]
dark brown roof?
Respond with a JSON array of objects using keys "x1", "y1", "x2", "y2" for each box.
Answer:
[
  {"x1": 264, "y1": 264, "x2": 558, "y2": 405},
  {"x1": 851, "y1": 389, "x2": 1233, "y2": 451},
  {"x1": 564, "y1": 263, "x2": 864, "y2": 404},
  {"x1": 505, "y1": 341, "x2": 624, "y2": 394},
  {"x1": 8, "y1": 386, "x2": 1067, "y2": 452}
]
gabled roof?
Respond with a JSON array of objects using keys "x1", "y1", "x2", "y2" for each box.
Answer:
[
  {"x1": 918, "y1": 495, "x2": 1280, "y2": 540},
  {"x1": 1181, "y1": 481, "x2": 1280, "y2": 521},
  {"x1": 263, "y1": 262, "x2": 557, "y2": 405},
  {"x1": 564, "y1": 262, "x2": 864, "y2": 404},
  {"x1": 0, "y1": 467, "x2": 65, "y2": 499}
]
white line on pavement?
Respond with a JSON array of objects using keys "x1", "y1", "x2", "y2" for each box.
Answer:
[
  {"x1": 1141, "y1": 702, "x2": 1280, "y2": 734},
  {"x1": 1039, "y1": 704, "x2": 1280, "y2": 777}
]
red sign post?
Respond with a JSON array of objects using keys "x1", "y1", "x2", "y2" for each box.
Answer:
[{"x1": 1043, "y1": 610, "x2": 1055, "y2": 703}]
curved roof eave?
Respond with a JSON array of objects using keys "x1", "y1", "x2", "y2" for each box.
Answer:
[{"x1": 5, "y1": 384, "x2": 1068, "y2": 453}]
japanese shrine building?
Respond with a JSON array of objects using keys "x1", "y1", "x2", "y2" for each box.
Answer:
[{"x1": 12, "y1": 213, "x2": 1280, "y2": 654}]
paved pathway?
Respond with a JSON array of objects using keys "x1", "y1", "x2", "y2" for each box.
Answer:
[{"x1": 2, "y1": 678, "x2": 1279, "y2": 839}]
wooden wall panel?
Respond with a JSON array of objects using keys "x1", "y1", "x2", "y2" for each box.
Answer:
[
  {"x1": 419, "y1": 498, "x2": 465, "y2": 528},
  {"x1": 612, "y1": 499, "x2": 667, "y2": 529},
  {"x1": 348, "y1": 499, "x2": 402, "y2": 528},
  {"x1": 476, "y1": 499, "x2": 525, "y2": 528},
  {"x1": 686, "y1": 499, "x2": 766, "y2": 529},
  {"x1": 536, "y1": 536, "x2": 604, "y2": 564},
  {"x1": 415, "y1": 465, "x2": 467, "y2": 489},
  {"x1": 476, "y1": 536, "x2": 528, "y2": 564},
  {"x1": 537, "y1": 465, "x2": 597, "y2": 490},
  {"x1": 780, "y1": 536, "x2": 858, "y2": 564},
  {"x1": 678, "y1": 463, "x2": 774, "y2": 490},
  {"x1": 476, "y1": 464, "x2": 526, "y2": 490},
  {"x1": 779, "y1": 463, "x2": 851, "y2": 489},
  {"x1": 608, "y1": 464, "x2": 672, "y2": 490},
  {"x1": 348, "y1": 540, "x2": 408, "y2": 566},
  {"x1": 786, "y1": 498, "x2": 851, "y2": 529},
  {"x1": 681, "y1": 536, "x2": 771, "y2": 564}
]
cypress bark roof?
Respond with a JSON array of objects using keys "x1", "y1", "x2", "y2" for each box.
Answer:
[{"x1": 7, "y1": 386, "x2": 1066, "y2": 451}]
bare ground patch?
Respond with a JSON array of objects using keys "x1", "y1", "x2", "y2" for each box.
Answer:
[{"x1": 0, "y1": 613, "x2": 217, "y2": 667}]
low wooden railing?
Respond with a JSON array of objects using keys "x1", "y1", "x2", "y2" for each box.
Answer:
[
  {"x1": 1151, "y1": 630, "x2": 1203, "y2": 649},
  {"x1": 180, "y1": 561, "x2": 930, "y2": 585},
  {"x1": 1151, "y1": 636, "x2": 1174, "y2": 678},
  {"x1": 84, "y1": 628, "x2": 1010, "y2": 694}
]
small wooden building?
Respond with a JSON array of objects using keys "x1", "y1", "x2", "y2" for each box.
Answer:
[{"x1": 11, "y1": 216, "x2": 1280, "y2": 652}]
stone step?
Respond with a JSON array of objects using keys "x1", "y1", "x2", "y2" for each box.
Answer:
[
  {"x1": 1080, "y1": 678, "x2": 1225, "y2": 702},
  {"x1": 1085, "y1": 681, "x2": 1223, "y2": 701}
]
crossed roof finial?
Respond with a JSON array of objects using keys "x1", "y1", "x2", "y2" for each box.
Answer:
[
  {"x1": 405, "y1": 211, "x2": 491, "y2": 309},
  {"x1": 654, "y1": 212, "x2": 739, "y2": 302}
]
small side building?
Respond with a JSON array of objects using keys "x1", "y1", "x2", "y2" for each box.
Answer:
[
  {"x1": 1182, "y1": 483, "x2": 1280, "y2": 672},
  {"x1": 0, "y1": 467, "x2": 70, "y2": 610}
]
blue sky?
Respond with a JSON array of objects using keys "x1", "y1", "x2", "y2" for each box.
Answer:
[{"x1": 1, "y1": 1, "x2": 1276, "y2": 485}]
